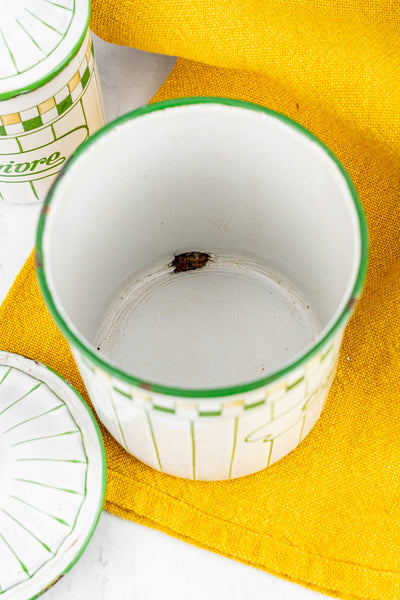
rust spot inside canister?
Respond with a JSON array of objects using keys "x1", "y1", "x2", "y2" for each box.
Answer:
[{"x1": 170, "y1": 252, "x2": 211, "y2": 273}]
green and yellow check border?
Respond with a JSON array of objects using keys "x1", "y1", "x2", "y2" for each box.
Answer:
[{"x1": 0, "y1": 39, "x2": 94, "y2": 137}]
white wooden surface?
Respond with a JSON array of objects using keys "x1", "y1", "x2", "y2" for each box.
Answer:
[{"x1": 0, "y1": 35, "x2": 326, "y2": 600}]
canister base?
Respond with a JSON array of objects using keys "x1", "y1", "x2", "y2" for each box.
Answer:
[{"x1": 96, "y1": 254, "x2": 321, "y2": 389}]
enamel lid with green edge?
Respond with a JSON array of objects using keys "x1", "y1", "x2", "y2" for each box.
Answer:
[
  {"x1": 0, "y1": 0, "x2": 90, "y2": 101},
  {"x1": 0, "y1": 350, "x2": 106, "y2": 600}
]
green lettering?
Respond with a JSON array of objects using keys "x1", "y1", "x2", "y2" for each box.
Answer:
[
  {"x1": 0, "y1": 152, "x2": 66, "y2": 177},
  {"x1": 46, "y1": 152, "x2": 65, "y2": 168},
  {"x1": 29, "y1": 160, "x2": 41, "y2": 172},
  {"x1": 3, "y1": 161, "x2": 15, "y2": 173},
  {"x1": 15, "y1": 162, "x2": 30, "y2": 173}
]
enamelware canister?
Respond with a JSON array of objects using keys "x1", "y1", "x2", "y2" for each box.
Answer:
[
  {"x1": 0, "y1": 0, "x2": 104, "y2": 204},
  {"x1": 36, "y1": 98, "x2": 368, "y2": 481}
]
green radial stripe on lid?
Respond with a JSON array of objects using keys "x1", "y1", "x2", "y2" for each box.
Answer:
[
  {"x1": 0, "y1": 350, "x2": 106, "y2": 599},
  {"x1": 0, "y1": 0, "x2": 90, "y2": 101}
]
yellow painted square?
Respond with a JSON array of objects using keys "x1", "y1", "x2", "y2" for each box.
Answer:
[
  {"x1": 305, "y1": 353, "x2": 321, "y2": 372},
  {"x1": 2, "y1": 113, "x2": 21, "y2": 126},
  {"x1": 68, "y1": 71, "x2": 81, "y2": 92},
  {"x1": 267, "y1": 380, "x2": 286, "y2": 397},
  {"x1": 38, "y1": 97, "x2": 56, "y2": 114},
  {"x1": 222, "y1": 399, "x2": 244, "y2": 410},
  {"x1": 176, "y1": 402, "x2": 198, "y2": 412}
]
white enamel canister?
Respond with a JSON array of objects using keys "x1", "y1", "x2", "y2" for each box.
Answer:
[
  {"x1": 36, "y1": 99, "x2": 369, "y2": 481},
  {"x1": 0, "y1": 0, "x2": 104, "y2": 203}
]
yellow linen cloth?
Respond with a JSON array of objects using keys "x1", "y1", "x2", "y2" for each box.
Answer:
[{"x1": 1, "y1": 2, "x2": 400, "y2": 599}]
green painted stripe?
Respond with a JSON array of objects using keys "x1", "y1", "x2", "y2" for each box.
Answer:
[
  {"x1": 29, "y1": 181, "x2": 40, "y2": 200},
  {"x1": 244, "y1": 399, "x2": 265, "y2": 411},
  {"x1": 11, "y1": 430, "x2": 79, "y2": 447},
  {"x1": 0, "y1": 533, "x2": 28, "y2": 575},
  {"x1": 109, "y1": 392, "x2": 129, "y2": 452},
  {"x1": 81, "y1": 356, "x2": 95, "y2": 372},
  {"x1": 270, "y1": 381, "x2": 312, "y2": 421},
  {"x1": 286, "y1": 376, "x2": 305, "y2": 391},
  {"x1": 198, "y1": 410, "x2": 222, "y2": 417},
  {"x1": 80, "y1": 66, "x2": 90, "y2": 89},
  {"x1": 267, "y1": 439, "x2": 274, "y2": 466},
  {"x1": 145, "y1": 411, "x2": 162, "y2": 471},
  {"x1": 0, "y1": 382, "x2": 42, "y2": 416},
  {"x1": 153, "y1": 405, "x2": 175, "y2": 414},
  {"x1": 191, "y1": 421, "x2": 196, "y2": 480},
  {"x1": 9, "y1": 495, "x2": 71, "y2": 527},
  {"x1": 321, "y1": 344, "x2": 334, "y2": 361},
  {"x1": 24, "y1": 8, "x2": 63, "y2": 35},
  {"x1": 298, "y1": 416, "x2": 306, "y2": 443},
  {"x1": 80, "y1": 96, "x2": 89, "y2": 130},
  {"x1": 14, "y1": 478, "x2": 83, "y2": 495},
  {"x1": 273, "y1": 416, "x2": 309, "y2": 440},
  {"x1": 302, "y1": 389, "x2": 317, "y2": 411},
  {"x1": 113, "y1": 387, "x2": 132, "y2": 399},
  {"x1": 15, "y1": 137, "x2": 23, "y2": 151},
  {"x1": 15, "y1": 18, "x2": 45, "y2": 55},
  {"x1": 0, "y1": 367, "x2": 11, "y2": 385},
  {"x1": 228, "y1": 417, "x2": 238, "y2": 479},
  {"x1": 2, "y1": 403, "x2": 64, "y2": 435},
  {"x1": 0, "y1": 27, "x2": 19, "y2": 74},
  {"x1": 42, "y1": 0, "x2": 73, "y2": 11},
  {"x1": 1, "y1": 509, "x2": 52, "y2": 553},
  {"x1": 15, "y1": 458, "x2": 86, "y2": 464}
]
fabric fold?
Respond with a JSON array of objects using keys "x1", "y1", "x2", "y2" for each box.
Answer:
[{"x1": 91, "y1": 0, "x2": 400, "y2": 156}]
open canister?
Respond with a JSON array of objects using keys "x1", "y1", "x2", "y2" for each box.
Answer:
[{"x1": 0, "y1": 0, "x2": 105, "y2": 203}]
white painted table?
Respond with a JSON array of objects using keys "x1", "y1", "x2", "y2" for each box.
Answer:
[{"x1": 0, "y1": 36, "x2": 325, "y2": 600}]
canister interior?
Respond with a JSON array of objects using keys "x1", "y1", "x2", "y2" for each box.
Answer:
[{"x1": 42, "y1": 102, "x2": 361, "y2": 389}]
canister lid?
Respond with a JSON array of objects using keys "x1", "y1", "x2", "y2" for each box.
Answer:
[
  {"x1": 0, "y1": 0, "x2": 90, "y2": 101},
  {"x1": 0, "y1": 350, "x2": 106, "y2": 599}
]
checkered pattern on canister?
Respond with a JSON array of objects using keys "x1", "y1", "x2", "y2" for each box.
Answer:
[{"x1": 0, "y1": 40, "x2": 94, "y2": 137}]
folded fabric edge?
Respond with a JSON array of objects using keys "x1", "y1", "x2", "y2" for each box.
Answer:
[{"x1": 105, "y1": 471, "x2": 398, "y2": 600}]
